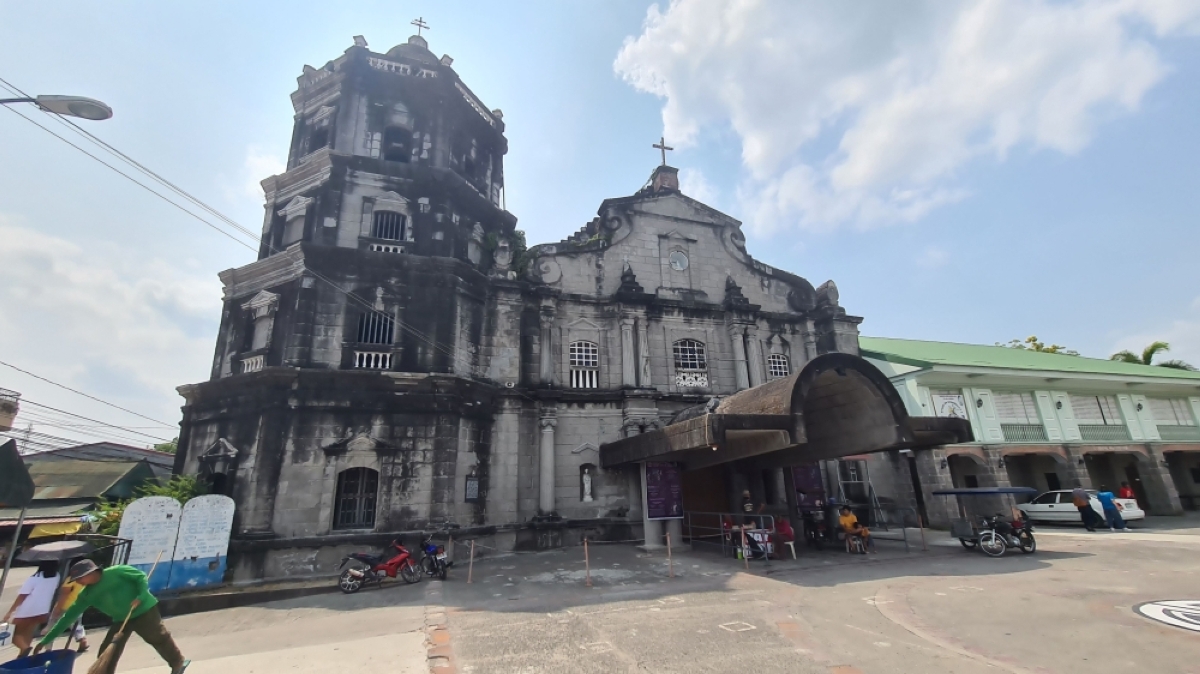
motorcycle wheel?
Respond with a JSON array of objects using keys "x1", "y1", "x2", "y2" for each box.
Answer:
[
  {"x1": 438, "y1": 561, "x2": 448, "y2": 581},
  {"x1": 959, "y1": 538, "x2": 978, "y2": 550},
  {"x1": 979, "y1": 531, "x2": 1006, "y2": 557},
  {"x1": 400, "y1": 561, "x2": 421, "y2": 584},
  {"x1": 1018, "y1": 532, "x2": 1036, "y2": 554},
  {"x1": 421, "y1": 556, "x2": 438, "y2": 577},
  {"x1": 338, "y1": 567, "x2": 365, "y2": 594}
]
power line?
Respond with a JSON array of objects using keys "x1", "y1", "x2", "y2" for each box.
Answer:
[
  {"x1": 18, "y1": 399, "x2": 172, "y2": 443},
  {"x1": 0, "y1": 76, "x2": 495, "y2": 381},
  {"x1": 0, "y1": 359, "x2": 176, "y2": 428}
]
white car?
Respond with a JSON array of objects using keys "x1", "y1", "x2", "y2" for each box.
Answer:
[{"x1": 1017, "y1": 489, "x2": 1145, "y2": 524}]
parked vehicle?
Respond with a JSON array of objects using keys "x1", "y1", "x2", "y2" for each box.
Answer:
[
  {"x1": 418, "y1": 533, "x2": 452, "y2": 580},
  {"x1": 977, "y1": 513, "x2": 1036, "y2": 557},
  {"x1": 1017, "y1": 489, "x2": 1144, "y2": 524},
  {"x1": 337, "y1": 540, "x2": 421, "y2": 593}
]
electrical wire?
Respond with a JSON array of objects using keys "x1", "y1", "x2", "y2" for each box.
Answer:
[
  {"x1": 0, "y1": 359, "x2": 176, "y2": 428},
  {"x1": 0, "y1": 76, "x2": 506, "y2": 382},
  {"x1": 17, "y1": 399, "x2": 172, "y2": 443}
]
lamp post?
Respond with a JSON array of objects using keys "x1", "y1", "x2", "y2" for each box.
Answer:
[{"x1": 0, "y1": 94, "x2": 112, "y2": 120}]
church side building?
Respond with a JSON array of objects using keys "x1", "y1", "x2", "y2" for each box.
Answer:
[{"x1": 174, "y1": 35, "x2": 935, "y2": 581}]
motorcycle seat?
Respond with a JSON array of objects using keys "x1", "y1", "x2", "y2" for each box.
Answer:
[{"x1": 352, "y1": 553, "x2": 383, "y2": 566}]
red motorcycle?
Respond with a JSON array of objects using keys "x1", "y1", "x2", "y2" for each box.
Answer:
[{"x1": 337, "y1": 540, "x2": 421, "y2": 593}]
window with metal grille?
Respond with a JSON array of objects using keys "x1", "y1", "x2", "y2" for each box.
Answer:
[
  {"x1": 333, "y1": 467, "x2": 378, "y2": 529},
  {"x1": 357, "y1": 311, "x2": 395, "y2": 345},
  {"x1": 371, "y1": 211, "x2": 406, "y2": 241},
  {"x1": 767, "y1": 354, "x2": 790, "y2": 378},
  {"x1": 569, "y1": 340, "x2": 599, "y2": 389},
  {"x1": 992, "y1": 392, "x2": 1040, "y2": 424},
  {"x1": 1071, "y1": 395, "x2": 1125, "y2": 425},
  {"x1": 1149, "y1": 398, "x2": 1197, "y2": 426},
  {"x1": 673, "y1": 339, "x2": 707, "y2": 371}
]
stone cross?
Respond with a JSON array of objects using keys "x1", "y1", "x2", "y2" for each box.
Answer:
[
  {"x1": 652, "y1": 136, "x2": 674, "y2": 166},
  {"x1": 411, "y1": 17, "x2": 430, "y2": 36}
]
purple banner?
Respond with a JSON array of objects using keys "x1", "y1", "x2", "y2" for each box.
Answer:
[
  {"x1": 792, "y1": 464, "x2": 826, "y2": 508},
  {"x1": 645, "y1": 461, "x2": 683, "y2": 520}
]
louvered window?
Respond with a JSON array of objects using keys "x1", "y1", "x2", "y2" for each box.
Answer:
[{"x1": 1071, "y1": 395, "x2": 1124, "y2": 425}]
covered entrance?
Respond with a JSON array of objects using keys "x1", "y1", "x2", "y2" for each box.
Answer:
[
  {"x1": 1164, "y1": 449, "x2": 1200, "y2": 510},
  {"x1": 600, "y1": 353, "x2": 972, "y2": 549}
]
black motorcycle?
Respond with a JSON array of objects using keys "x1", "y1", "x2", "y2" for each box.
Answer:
[{"x1": 978, "y1": 513, "x2": 1036, "y2": 557}]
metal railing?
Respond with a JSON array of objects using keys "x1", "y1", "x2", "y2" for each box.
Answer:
[
  {"x1": 682, "y1": 511, "x2": 775, "y2": 565},
  {"x1": 1078, "y1": 424, "x2": 1132, "y2": 442},
  {"x1": 1158, "y1": 425, "x2": 1200, "y2": 442},
  {"x1": 1001, "y1": 423, "x2": 1049, "y2": 442}
]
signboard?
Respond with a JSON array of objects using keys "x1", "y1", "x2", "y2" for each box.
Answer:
[
  {"x1": 118, "y1": 496, "x2": 181, "y2": 593},
  {"x1": 792, "y1": 464, "x2": 826, "y2": 508},
  {"x1": 932, "y1": 394, "x2": 969, "y2": 419},
  {"x1": 644, "y1": 461, "x2": 683, "y2": 520},
  {"x1": 166, "y1": 495, "x2": 235, "y2": 591},
  {"x1": 464, "y1": 476, "x2": 480, "y2": 503}
]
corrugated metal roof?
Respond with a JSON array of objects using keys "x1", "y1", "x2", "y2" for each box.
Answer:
[
  {"x1": 24, "y1": 443, "x2": 175, "y2": 468},
  {"x1": 24, "y1": 460, "x2": 150, "y2": 500},
  {"x1": 0, "y1": 500, "x2": 93, "y2": 522},
  {"x1": 860, "y1": 337, "x2": 1200, "y2": 380}
]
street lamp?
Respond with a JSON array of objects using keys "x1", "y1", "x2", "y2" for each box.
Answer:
[{"x1": 0, "y1": 94, "x2": 112, "y2": 120}]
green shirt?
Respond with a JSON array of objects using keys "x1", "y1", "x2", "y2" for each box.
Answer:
[{"x1": 40, "y1": 565, "x2": 157, "y2": 645}]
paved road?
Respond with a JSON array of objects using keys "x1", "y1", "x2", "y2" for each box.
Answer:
[
  {"x1": 2, "y1": 574, "x2": 430, "y2": 674},
  {"x1": 439, "y1": 526, "x2": 1200, "y2": 673}
]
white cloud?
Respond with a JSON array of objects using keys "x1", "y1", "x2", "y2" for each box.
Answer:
[
  {"x1": 678, "y1": 167, "x2": 719, "y2": 206},
  {"x1": 615, "y1": 0, "x2": 1200, "y2": 233},
  {"x1": 241, "y1": 146, "x2": 286, "y2": 199},
  {"x1": 0, "y1": 219, "x2": 221, "y2": 425},
  {"x1": 917, "y1": 245, "x2": 951, "y2": 269}
]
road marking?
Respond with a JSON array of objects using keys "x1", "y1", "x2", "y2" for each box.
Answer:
[
  {"x1": 1135, "y1": 600, "x2": 1200, "y2": 632},
  {"x1": 719, "y1": 621, "x2": 757, "y2": 632},
  {"x1": 580, "y1": 641, "x2": 613, "y2": 653}
]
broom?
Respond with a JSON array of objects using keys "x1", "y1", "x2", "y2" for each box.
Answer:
[{"x1": 87, "y1": 549, "x2": 164, "y2": 674}]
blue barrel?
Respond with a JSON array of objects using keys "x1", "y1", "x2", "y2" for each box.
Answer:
[{"x1": 0, "y1": 650, "x2": 76, "y2": 674}]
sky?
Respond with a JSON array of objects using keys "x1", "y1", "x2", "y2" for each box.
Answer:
[{"x1": 1, "y1": 0, "x2": 1198, "y2": 445}]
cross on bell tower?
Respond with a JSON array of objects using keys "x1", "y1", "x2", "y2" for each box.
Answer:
[
  {"x1": 652, "y1": 136, "x2": 674, "y2": 166},
  {"x1": 411, "y1": 17, "x2": 430, "y2": 36}
]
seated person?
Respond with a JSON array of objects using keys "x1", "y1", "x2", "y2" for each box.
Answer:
[
  {"x1": 838, "y1": 507, "x2": 876, "y2": 553},
  {"x1": 772, "y1": 518, "x2": 796, "y2": 559}
]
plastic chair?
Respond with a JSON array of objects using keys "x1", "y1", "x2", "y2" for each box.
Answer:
[
  {"x1": 844, "y1": 531, "x2": 866, "y2": 554},
  {"x1": 782, "y1": 540, "x2": 796, "y2": 559}
]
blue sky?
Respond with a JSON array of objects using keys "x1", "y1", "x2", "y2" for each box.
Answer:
[{"x1": 1, "y1": 1, "x2": 1198, "y2": 441}]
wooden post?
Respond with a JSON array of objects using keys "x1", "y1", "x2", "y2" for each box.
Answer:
[
  {"x1": 584, "y1": 538, "x2": 592, "y2": 587},
  {"x1": 448, "y1": 534, "x2": 453, "y2": 563},
  {"x1": 467, "y1": 540, "x2": 475, "y2": 584},
  {"x1": 666, "y1": 532, "x2": 673, "y2": 578},
  {"x1": 918, "y1": 515, "x2": 928, "y2": 552},
  {"x1": 740, "y1": 527, "x2": 749, "y2": 571}
]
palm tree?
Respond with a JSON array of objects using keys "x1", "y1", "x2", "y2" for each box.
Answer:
[{"x1": 1110, "y1": 341, "x2": 1197, "y2": 371}]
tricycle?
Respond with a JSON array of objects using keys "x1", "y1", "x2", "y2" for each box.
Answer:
[{"x1": 932, "y1": 487, "x2": 1039, "y2": 558}]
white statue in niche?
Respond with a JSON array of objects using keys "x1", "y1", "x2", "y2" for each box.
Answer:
[{"x1": 582, "y1": 468, "x2": 593, "y2": 502}]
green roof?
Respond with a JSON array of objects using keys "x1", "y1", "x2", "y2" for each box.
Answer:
[{"x1": 860, "y1": 337, "x2": 1200, "y2": 381}]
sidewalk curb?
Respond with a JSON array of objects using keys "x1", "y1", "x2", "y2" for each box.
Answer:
[
  {"x1": 158, "y1": 582, "x2": 338, "y2": 617},
  {"x1": 424, "y1": 581, "x2": 457, "y2": 674}
]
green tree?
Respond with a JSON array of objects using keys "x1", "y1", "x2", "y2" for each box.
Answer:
[
  {"x1": 93, "y1": 474, "x2": 207, "y2": 536},
  {"x1": 1110, "y1": 341, "x2": 1197, "y2": 371},
  {"x1": 152, "y1": 437, "x2": 179, "y2": 454},
  {"x1": 999, "y1": 336, "x2": 1079, "y2": 356}
]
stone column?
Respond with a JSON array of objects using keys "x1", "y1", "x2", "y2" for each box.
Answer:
[
  {"x1": 636, "y1": 319, "x2": 652, "y2": 388},
  {"x1": 729, "y1": 325, "x2": 750, "y2": 390},
  {"x1": 1142, "y1": 444, "x2": 1183, "y2": 515},
  {"x1": 539, "y1": 416, "x2": 557, "y2": 514},
  {"x1": 746, "y1": 327, "x2": 766, "y2": 387},
  {"x1": 639, "y1": 461, "x2": 664, "y2": 551},
  {"x1": 1062, "y1": 445, "x2": 1093, "y2": 489},
  {"x1": 539, "y1": 309, "x2": 554, "y2": 385},
  {"x1": 620, "y1": 317, "x2": 637, "y2": 388},
  {"x1": 914, "y1": 448, "x2": 958, "y2": 528}
]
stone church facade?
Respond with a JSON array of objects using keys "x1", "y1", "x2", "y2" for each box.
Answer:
[{"x1": 174, "y1": 34, "x2": 888, "y2": 580}]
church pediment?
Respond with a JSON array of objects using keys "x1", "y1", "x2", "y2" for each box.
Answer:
[{"x1": 321, "y1": 432, "x2": 402, "y2": 456}]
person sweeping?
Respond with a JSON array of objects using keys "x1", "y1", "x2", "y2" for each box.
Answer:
[{"x1": 35, "y1": 559, "x2": 189, "y2": 674}]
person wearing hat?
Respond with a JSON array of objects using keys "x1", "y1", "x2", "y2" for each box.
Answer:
[{"x1": 35, "y1": 559, "x2": 189, "y2": 674}]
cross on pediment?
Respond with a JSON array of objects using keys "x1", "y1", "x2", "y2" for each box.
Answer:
[
  {"x1": 652, "y1": 136, "x2": 674, "y2": 166},
  {"x1": 411, "y1": 17, "x2": 429, "y2": 36}
]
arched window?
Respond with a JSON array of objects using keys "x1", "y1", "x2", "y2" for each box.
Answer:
[
  {"x1": 672, "y1": 339, "x2": 708, "y2": 389},
  {"x1": 382, "y1": 127, "x2": 411, "y2": 163},
  {"x1": 767, "y1": 354, "x2": 790, "y2": 379},
  {"x1": 569, "y1": 340, "x2": 599, "y2": 389},
  {"x1": 371, "y1": 210, "x2": 406, "y2": 241},
  {"x1": 334, "y1": 467, "x2": 378, "y2": 529}
]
